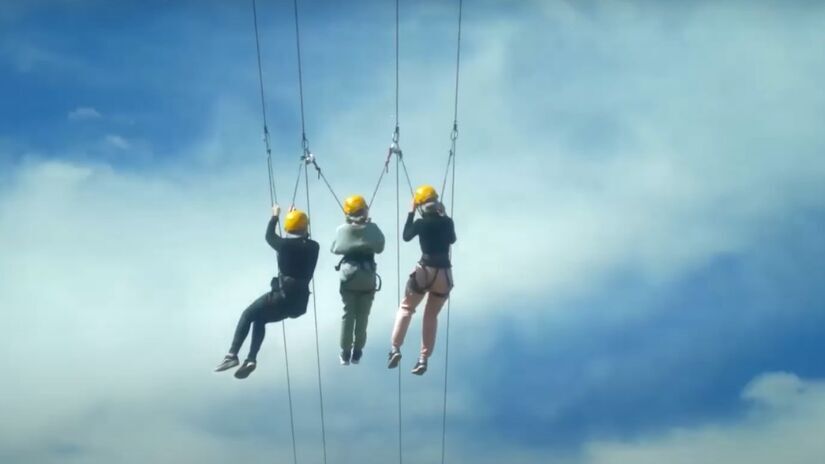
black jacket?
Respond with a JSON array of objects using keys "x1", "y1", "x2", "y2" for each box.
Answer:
[
  {"x1": 403, "y1": 211, "x2": 456, "y2": 268},
  {"x1": 265, "y1": 216, "x2": 320, "y2": 294}
]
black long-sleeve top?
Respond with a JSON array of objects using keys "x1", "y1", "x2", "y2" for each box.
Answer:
[
  {"x1": 265, "y1": 216, "x2": 320, "y2": 290},
  {"x1": 402, "y1": 212, "x2": 456, "y2": 268}
]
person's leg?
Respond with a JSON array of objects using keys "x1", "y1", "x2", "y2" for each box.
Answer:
[
  {"x1": 228, "y1": 292, "x2": 270, "y2": 356},
  {"x1": 285, "y1": 290, "x2": 311, "y2": 319},
  {"x1": 235, "y1": 292, "x2": 289, "y2": 379},
  {"x1": 391, "y1": 266, "x2": 428, "y2": 350},
  {"x1": 217, "y1": 291, "x2": 270, "y2": 372},
  {"x1": 247, "y1": 291, "x2": 289, "y2": 361},
  {"x1": 388, "y1": 267, "x2": 427, "y2": 369},
  {"x1": 350, "y1": 292, "x2": 374, "y2": 364},
  {"x1": 420, "y1": 268, "x2": 453, "y2": 359},
  {"x1": 353, "y1": 292, "x2": 374, "y2": 351},
  {"x1": 414, "y1": 269, "x2": 453, "y2": 375},
  {"x1": 420, "y1": 294, "x2": 447, "y2": 360},
  {"x1": 340, "y1": 290, "x2": 357, "y2": 352}
]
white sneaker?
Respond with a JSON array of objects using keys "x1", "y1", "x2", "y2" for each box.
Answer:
[{"x1": 214, "y1": 354, "x2": 239, "y2": 372}]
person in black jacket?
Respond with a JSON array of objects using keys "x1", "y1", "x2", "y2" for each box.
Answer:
[
  {"x1": 388, "y1": 185, "x2": 456, "y2": 375},
  {"x1": 215, "y1": 205, "x2": 319, "y2": 379}
]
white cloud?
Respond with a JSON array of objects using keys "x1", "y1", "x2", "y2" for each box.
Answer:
[
  {"x1": 103, "y1": 134, "x2": 130, "y2": 150},
  {"x1": 1, "y1": 41, "x2": 89, "y2": 74},
  {"x1": 67, "y1": 106, "x2": 102, "y2": 121},
  {"x1": 447, "y1": 373, "x2": 825, "y2": 464},
  {"x1": 2, "y1": 2, "x2": 825, "y2": 463},
  {"x1": 313, "y1": 0, "x2": 825, "y2": 320},
  {"x1": 583, "y1": 373, "x2": 825, "y2": 464}
]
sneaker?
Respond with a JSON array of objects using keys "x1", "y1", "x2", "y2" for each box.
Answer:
[
  {"x1": 339, "y1": 350, "x2": 351, "y2": 366},
  {"x1": 351, "y1": 348, "x2": 363, "y2": 365},
  {"x1": 411, "y1": 359, "x2": 427, "y2": 376},
  {"x1": 234, "y1": 359, "x2": 257, "y2": 379},
  {"x1": 214, "y1": 354, "x2": 239, "y2": 372},
  {"x1": 387, "y1": 349, "x2": 402, "y2": 369}
]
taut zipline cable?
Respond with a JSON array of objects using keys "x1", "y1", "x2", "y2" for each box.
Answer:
[
  {"x1": 291, "y1": 1, "x2": 328, "y2": 463},
  {"x1": 441, "y1": 2, "x2": 463, "y2": 464},
  {"x1": 251, "y1": 2, "x2": 297, "y2": 464}
]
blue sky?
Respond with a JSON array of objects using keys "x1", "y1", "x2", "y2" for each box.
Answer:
[{"x1": 2, "y1": 1, "x2": 825, "y2": 464}]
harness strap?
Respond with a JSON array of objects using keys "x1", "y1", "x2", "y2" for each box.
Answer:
[
  {"x1": 407, "y1": 266, "x2": 451, "y2": 297},
  {"x1": 336, "y1": 255, "x2": 383, "y2": 293}
]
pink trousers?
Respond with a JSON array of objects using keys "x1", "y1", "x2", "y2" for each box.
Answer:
[{"x1": 391, "y1": 264, "x2": 453, "y2": 359}]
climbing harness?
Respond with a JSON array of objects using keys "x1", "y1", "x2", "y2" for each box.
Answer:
[
  {"x1": 406, "y1": 265, "x2": 453, "y2": 299},
  {"x1": 334, "y1": 253, "x2": 383, "y2": 293}
]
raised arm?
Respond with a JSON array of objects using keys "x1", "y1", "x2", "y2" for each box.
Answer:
[
  {"x1": 402, "y1": 212, "x2": 418, "y2": 242},
  {"x1": 265, "y1": 204, "x2": 282, "y2": 251},
  {"x1": 265, "y1": 216, "x2": 282, "y2": 251}
]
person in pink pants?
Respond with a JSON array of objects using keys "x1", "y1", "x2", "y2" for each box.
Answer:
[{"x1": 388, "y1": 185, "x2": 456, "y2": 375}]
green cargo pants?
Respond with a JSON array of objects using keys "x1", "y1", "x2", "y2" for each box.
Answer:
[{"x1": 340, "y1": 288, "x2": 375, "y2": 351}]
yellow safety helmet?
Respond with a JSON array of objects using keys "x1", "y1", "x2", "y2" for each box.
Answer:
[
  {"x1": 414, "y1": 185, "x2": 438, "y2": 206},
  {"x1": 284, "y1": 209, "x2": 309, "y2": 234},
  {"x1": 343, "y1": 194, "x2": 368, "y2": 216}
]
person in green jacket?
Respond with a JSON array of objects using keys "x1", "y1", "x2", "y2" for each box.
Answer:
[{"x1": 331, "y1": 194, "x2": 386, "y2": 365}]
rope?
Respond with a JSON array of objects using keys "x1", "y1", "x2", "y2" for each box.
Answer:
[
  {"x1": 369, "y1": 136, "x2": 412, "y2": 209},
  {"x1": 451, "y1": 0, "x2": 463, "y2": 127},
  {"x1": 292, "y1": 0, "x2": 307, "y2": 143},
  {"x1": 440, "y1": 128, "x2": 457, "y2": 199},
  {"x1": 394, "y1": 3, "x2": 404, "y2": 463},
  {"x1": 251, "y1": 2, "x2": 296, "y2": 463},
  {"x1": 395, "y1": 144, "x2": 403, "y2": 464},
  {"x1": 280, "y1": 323, "x2": 299, "y2": 464},
  {"x1": 398, "y1": 155, "x2": 416, "y2": 197},
  {"x1": 291, "y1": 0, "x2": 344, "y2": 216},
  {"x1": 394, "y1": 0, "x2": 400, "y2": 130},
  {"x1": 307, "y1": 157, "x2": 344, "y2": 211},
  {"x1": 304, "y1": 162, "x2": 329, "y2": 464},
  {"x1": 367, "y1": 148, "x2": 393, "y2": 209},
  {"x1": 252, "y1": 0, "x2": 276, "y2": 206},
  {"x1": 440, "y1": 149, "x2": 456, "y2": 464},
  {"x1": 290, "y1": 3, "x2": 328, "y2": 464},
  {"x1": 289, "y1": 153, "x2": 344, "y2": 213},
  {"x1": 441, "y1": 0, "x2": 463, "y2": 201},
  {"x1": 290, "y1": 158, "x2": 304, "y2": 208},
  {"x1": 441, "y1": 2, "x2": 463, "y2": 463}
]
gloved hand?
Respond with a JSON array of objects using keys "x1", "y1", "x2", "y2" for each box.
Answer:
[{"x1": 272, "y1": 204, "x2": 281, "y2": 217}]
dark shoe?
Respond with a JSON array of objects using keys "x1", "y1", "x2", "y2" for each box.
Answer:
[
  {"x1": 214, "y1": 354, "x2": 239, "y2": 372},
  {"x1": 387, "y1": 349, "x2": 402, "y2": 369},
  {"x1": 411, "y1": 359, "x2": 427, "y2": 376},
  {"x1": 340, "y1": 350, "x2": 351, "y2": 366},
  {"x1": 234, "y1": 359, "x2": 257, "y2": 379},
  {"x1": 351, "y1": 348, "x2": 363, "y2": 365}
]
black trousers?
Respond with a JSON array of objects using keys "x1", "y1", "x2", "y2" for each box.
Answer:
[{"x1": 229, "y1": 287, "x2": 309, "y2": 361}]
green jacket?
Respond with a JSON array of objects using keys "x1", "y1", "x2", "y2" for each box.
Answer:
[{"x1": 331, "y1": 221, "x2": 385, "y2": 291}]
